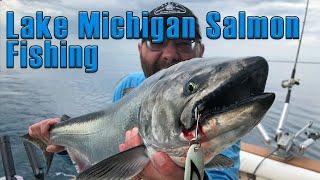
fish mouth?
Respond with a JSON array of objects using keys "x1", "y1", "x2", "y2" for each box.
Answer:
[
  {"x1": 194, "y1": 87, "x2": 273, "y2": 124},
  {"x1": 182, "y1": 58, "x2": 274, "y2": 135}
]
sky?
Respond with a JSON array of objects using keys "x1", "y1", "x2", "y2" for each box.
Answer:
[{"x1": 0, "y1": 0, "x2": 319, "y2": 68}]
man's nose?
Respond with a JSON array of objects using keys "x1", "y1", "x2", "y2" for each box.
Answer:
[{"x1": 161, "y1": 41, "x2": 180, "y2": 63}]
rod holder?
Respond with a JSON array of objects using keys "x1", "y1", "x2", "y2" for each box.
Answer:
[
  {"x1": 257, "y1": 124, "x2": 271, "y2": 144},
  {"x1": 276, "y1": 103, "x2": 289, "y2": 140}
]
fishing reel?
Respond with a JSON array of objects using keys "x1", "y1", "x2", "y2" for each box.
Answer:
[
  {"x1": 281, "y1": 78, "x2": 300, "y2": 88},
  {"x1": 300, "y1": 131, "x2": 320, "y2": 152},
  {"x1": 275, "y1": 121, "x2": 320, "y2": 159}
]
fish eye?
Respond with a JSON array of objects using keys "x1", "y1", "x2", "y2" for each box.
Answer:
[{"x1": 187, "y1": 82, "x2": 198, "y2": 94}]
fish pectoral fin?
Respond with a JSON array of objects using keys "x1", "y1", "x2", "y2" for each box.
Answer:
[
  {"x1": 205, "y1": 154, "x2": 234, "y2": 168},
  {"x1": 60, "y1": 114, "x2": 71, "y2": 122},
  {"x1": 77, "y1": 145, "x2": 149, "y2": 180}
]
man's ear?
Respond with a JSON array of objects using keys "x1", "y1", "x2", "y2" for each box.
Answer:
[
  {"x1": 199, "y1": 43, "x2": 205, "y2": 57},
  {"x1": 138, "y1": 42, "x2": 142, "y2": 55}
]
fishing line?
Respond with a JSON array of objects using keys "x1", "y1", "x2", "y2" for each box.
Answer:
[
  {"x1": 251, "y1": 147, "x2": 279, "y2": 178},
  {"x1": 292, "y1": 0, "x2": 310, "y2": 75},
  {"x1": 184, "y1": 106, "x2": 204, "y2": 180},
  {"x1": 194, "y1": 106, "x2": 200, "y2": 142}
]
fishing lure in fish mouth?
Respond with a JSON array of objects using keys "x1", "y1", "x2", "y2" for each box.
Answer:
[{"x1": 184, "y1": 107, "x2": 205, "y2": 180}]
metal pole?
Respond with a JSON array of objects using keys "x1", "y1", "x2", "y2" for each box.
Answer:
[
  {"x1": 0, "y1": 136, "x2": 17, "y2": 180},
  {"x1": 257, "y1": 124, "x2": 271, "y2": 144},
  {"x1": 23, "y1": 141, "x2": 44, "y2": 180},
  {"x1": 276, "y1": 103, "x2": 289, "y2": 136}
]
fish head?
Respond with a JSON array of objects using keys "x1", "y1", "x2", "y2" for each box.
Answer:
[{"x1": 139, "y1": 56, "x2": 275, "y2": 166}]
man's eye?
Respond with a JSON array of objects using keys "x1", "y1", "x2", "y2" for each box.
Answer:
[
  {"x1": 146, "y1": 41, "x2": 164, "y2": 50},
  {"x1": 176, "y1": 42, "x2": 192, "y2": 47},
  {"x1": 150, "y1": 43, "x2": 163, "y2": 49},
  {"x1": 176, "y1": 41, "x2": 196, "y2": 52}
]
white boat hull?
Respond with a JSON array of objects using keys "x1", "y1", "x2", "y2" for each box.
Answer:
[{"x1": 240, "y1": 150, "x2": 320, "y2": 180}]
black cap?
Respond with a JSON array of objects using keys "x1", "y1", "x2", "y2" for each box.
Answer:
[{"x1": 147, "y1": 2, "x2": 202, "y2": 40}]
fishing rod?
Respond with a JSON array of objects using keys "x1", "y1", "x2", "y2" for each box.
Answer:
[
  {"x1": 256, "y1": 0, "x2": 312, "y2": 146},
  {"x1": 263, "y1": 0, "x2": 320, "y2": 161},
  {"x1": 275, "y1": 0, "x2": 310, "y2": 140},
  {"x1": 254, "y1": 0, "x2": 320, "y2": 162}
]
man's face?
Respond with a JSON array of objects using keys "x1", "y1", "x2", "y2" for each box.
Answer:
[{"x1": 138, "y1": 39, "x2": 204, "y2": 77}]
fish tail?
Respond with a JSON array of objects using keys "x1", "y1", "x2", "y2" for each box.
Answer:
[{"x1": 21, "y1": 133, "x2": 54, "y2": 173}]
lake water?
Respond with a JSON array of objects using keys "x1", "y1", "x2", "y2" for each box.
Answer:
[{"x1": 0, "y1": 54, "x2": 319, "y2": 179}]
